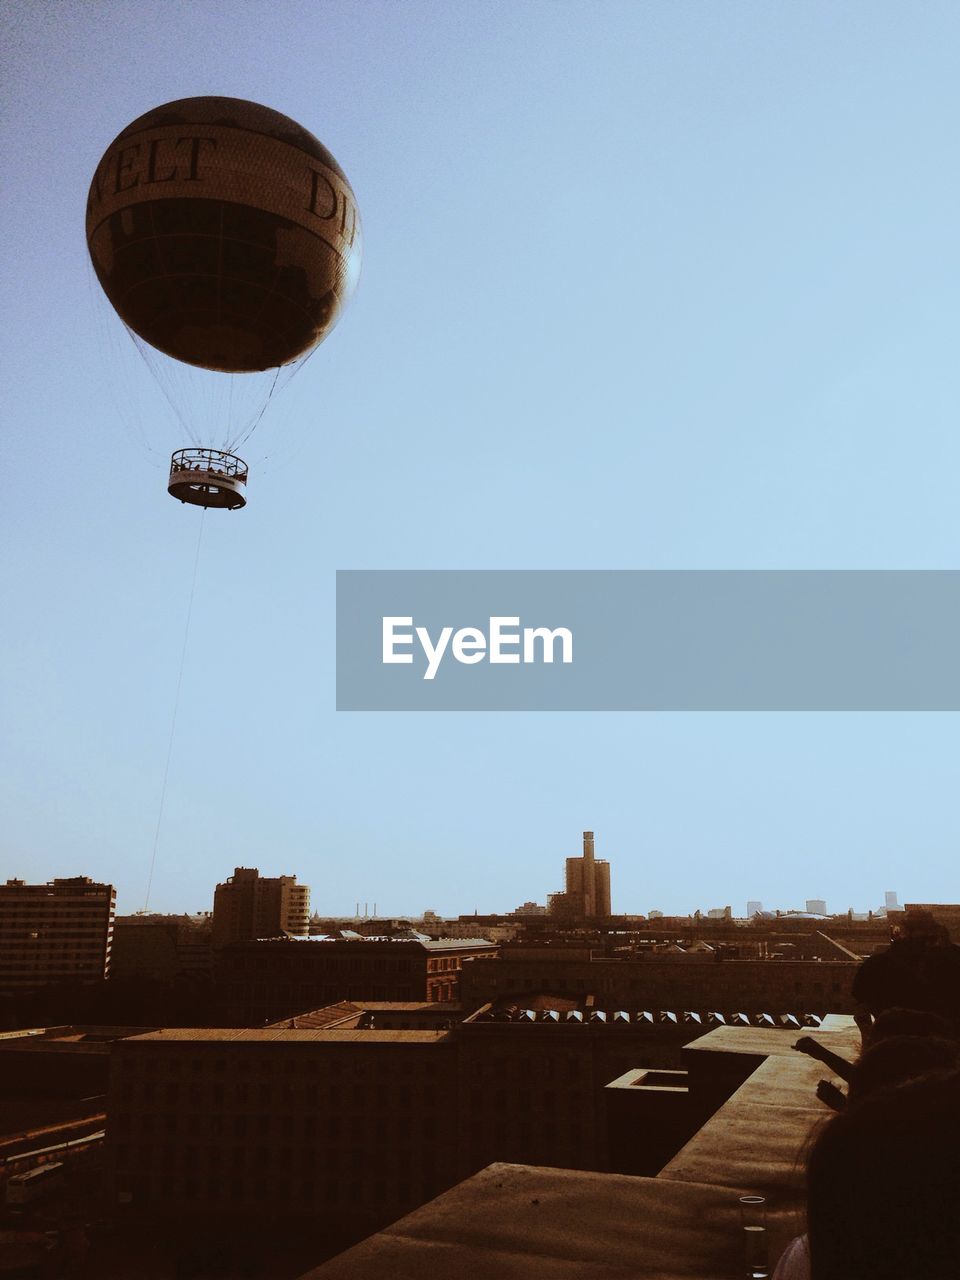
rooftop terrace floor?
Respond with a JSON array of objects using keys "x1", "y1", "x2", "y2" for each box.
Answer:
[{"x1": 303, "y1": 1017, "x2": 860, "y2": 1279}]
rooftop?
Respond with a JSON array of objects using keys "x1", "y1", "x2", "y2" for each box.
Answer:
[
  {"x1": 245, "y1": 936, "x2": 496, "y2": 949},
  {"x1": 125, "y1": 1028, "x2": 454, "y2": 1044},
  {"x1": 265, "y1": 1002, "x2": 462, "y2": 1030},
  {"x1": 299, "y1": 1017, "x2": 860, "y2": 1279}
]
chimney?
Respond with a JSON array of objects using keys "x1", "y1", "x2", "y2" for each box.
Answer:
[{"x1": 583, "y1": 831, "x2": 595, "y2": 860}]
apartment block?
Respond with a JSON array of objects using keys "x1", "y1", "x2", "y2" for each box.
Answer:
[
  {"x1": 0, "y1": 876, "x2": 116, "y2": 990},
  {"x1": 211, "y1": 868, "x2": 310, "y2": 947}
]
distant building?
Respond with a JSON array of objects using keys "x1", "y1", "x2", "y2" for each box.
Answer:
[
  {"x1": 460, "y1": 942, "x2": 858, "y2": 1016},
  {"x1": 805, "y1": 899, "x2": 827, "y2": 916},
  {"x1": 885, "y1": 891, "x2": 901, "y2": 912},
  {"x1": 549, "y1": 831, "x2": 612, "y2": 919},
  {"x1": 214, "y1": 935, "x2": 498, "y2": 1024},
  {"x1": 0, "y1": 876, "x2": 115, "y2": 989},
  {"x1": 111, "y1": 913, "x2": 212, "y2": 981},
  {"x1": 511, "y1": 901, "x2": 547, "y2": 916},
  {"x1": 706, "y1": 907, "x2": 732, "y2": 921},
  {"x1": 648, "y1": 910, "x2": 664, "y2": 920},
  {"x1": 746, "y1": 901, "x2": 763, "y2": 918},
  {"x1": 211, "y1": 867, "x2": 310, "y2": 947}
]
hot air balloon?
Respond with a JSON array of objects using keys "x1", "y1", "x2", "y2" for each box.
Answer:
[{"x1": 86, "y1": 96, "x2": 361, "y2": 508}]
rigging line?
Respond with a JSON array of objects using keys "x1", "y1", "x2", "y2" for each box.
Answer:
[
  {"x1": 254, "y1": 346, "x2": 323, "y2": 472},
  {"x1": 124, "y1": 326, "x2": 196, "y2": 444},
  {"x1": 229, "y1": 365, "x2": 283, "y2": 452},
  {"x1": 143, "y1": 508, "x2": 206, "y2": 910},
  {"x1": 234, "y1": 344, "x2": 316, "y2": 453},
  {"x1": 226, "y1": 374, "x2": 235, "y2": 453},
  {"x1": 87, "y1": 272, "x2": 163, "y2": 462}
]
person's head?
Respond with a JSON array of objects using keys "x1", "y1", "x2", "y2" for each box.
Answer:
[
  {"x1": 868, "y1": 1006, "x2": 955, "y2": 1045},
  {"x1": 848, "y1": 1035, "x2": 959, "y2": 1104},
  {"x1": 807, "y1": 1069, "x2": 960, "y2": 1280}
]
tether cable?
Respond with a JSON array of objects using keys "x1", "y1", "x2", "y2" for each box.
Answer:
[{"x1": 144, "y1": 508, "x2": 206, "y2": 909}]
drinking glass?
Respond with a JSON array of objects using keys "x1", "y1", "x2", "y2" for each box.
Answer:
[{"x1": 739, "y1": 1195, "x2": 769, "y2": 1279}]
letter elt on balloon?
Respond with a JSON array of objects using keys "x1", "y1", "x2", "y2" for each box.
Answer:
[{"x1": 86, "y1": 96, "x2": 362, "y2": 508}]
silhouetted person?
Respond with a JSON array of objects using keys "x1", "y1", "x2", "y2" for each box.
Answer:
[
  {"x1": 852, "y1": 912, "x2": 960, "y2": 1035},
  {"x1": 794, "y1": 1008, "x2": 959, "y2": 1110},
  {"x1": 845, "y1": 1034, "x2": 960, "y2": 1106},
  {"x1": 774, "y1": 1069, "x2": 960, "y2": 1278},
  {"x1": 807, "y1": 1068, "x2": 960, "y2": 1279},
  {"x1": 867, "y1": 1005, "x2": 955, "y2": 1042}
]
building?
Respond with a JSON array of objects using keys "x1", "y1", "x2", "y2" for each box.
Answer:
[
  {"x1": 106, "y1": 1026, "x2": 461, "y2": 1245},
  {"x1": 459, "y1": 942, "x2": 858, "y2": 1016},
  {"x1": 214, "y1": 935, "x2": 498, "y2": 1024},
  {"x1": 746, "y1": 901, "x2": 763, "y2": 917},
  {"x1": 0, "y1": 877, "x2": 116, "y2": 990},
  {"x1": 548, "y1": 832, "x2": 612, "y2": 919},
  {"x1": 292, "y1": 1016, "x2": 864, "y2": 1280},
  {"x1": 111, "y1": 914, "x2": 212, "y2": 981},
  {"x1": 103, "y1": 1000, "x2": 827, "y2": 1251},
  {"x1": 806, "y1": 899, "x2": 827, "y2": 916},
  {"x1": 211, "y1": 868, "x2": 310, "y2": 947}
]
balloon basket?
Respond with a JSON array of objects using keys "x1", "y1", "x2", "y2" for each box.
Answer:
[{"x1": 167, "y1": 448, "x2": 248, "y2": 510}]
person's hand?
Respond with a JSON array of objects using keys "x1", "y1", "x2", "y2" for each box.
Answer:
[
  {"x1": 816, "y1": 1079, "x2": 846, "y2": 1111},
  {"x1": 794, "y1": 1036, "x2": 824, "y2": 1059}
]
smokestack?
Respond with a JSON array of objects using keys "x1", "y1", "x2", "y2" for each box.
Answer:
[{"x1": 583, "y1": 831, "x2": 595, "y2": 860}]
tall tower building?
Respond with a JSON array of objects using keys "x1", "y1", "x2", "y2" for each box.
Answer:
[
  {"x1": 0, "y1": 876, "x2": 116, "y2": 989},
  {"x1": 212, "y1": 868, "x2": 310, "y2": 947},
  {"x1": 549, "y1": 831, "x2": 612, "y2": 919}
]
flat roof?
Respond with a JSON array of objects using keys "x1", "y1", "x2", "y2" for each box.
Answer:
[
  {"x1": 299, "y1": 1164, "x2": 769, "y2": 1280},
  {"x1": 246, "y1": 936, "x2": 495, "y2": 949},
  {"x1": 423, "y1": 939, "x2": 497, "y2": 949},
  {"x1": 125, "y1": 1028, "x2": 453, "y2": 1045},
  {"x1": 346, "y1": 1001, "x2": 461, "y2": 1011},
  {"x1": 681, "y1": 1018, "x2": 860, "y2": 1059},
  {"x1": 299, "y1": 1022, "x2": 861, "y2": 1279}
]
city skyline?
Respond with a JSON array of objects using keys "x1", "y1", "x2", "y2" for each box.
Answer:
[{"x1": 3, "y1": 849, "x2": 907, "y2": 924}]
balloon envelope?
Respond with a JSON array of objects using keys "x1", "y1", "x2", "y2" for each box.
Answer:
[{"x1": 86, "y1": 97, "x2": 361, "y2": 373}]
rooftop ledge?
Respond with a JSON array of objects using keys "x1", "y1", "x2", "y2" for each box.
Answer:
[{"x1": 302, "y1": 1016, "x2": 860, "y2": 1280}]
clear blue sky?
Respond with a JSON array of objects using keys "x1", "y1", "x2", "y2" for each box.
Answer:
[{"x1": 2, "y1": 2, "x2": 960, "y2": 918}]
